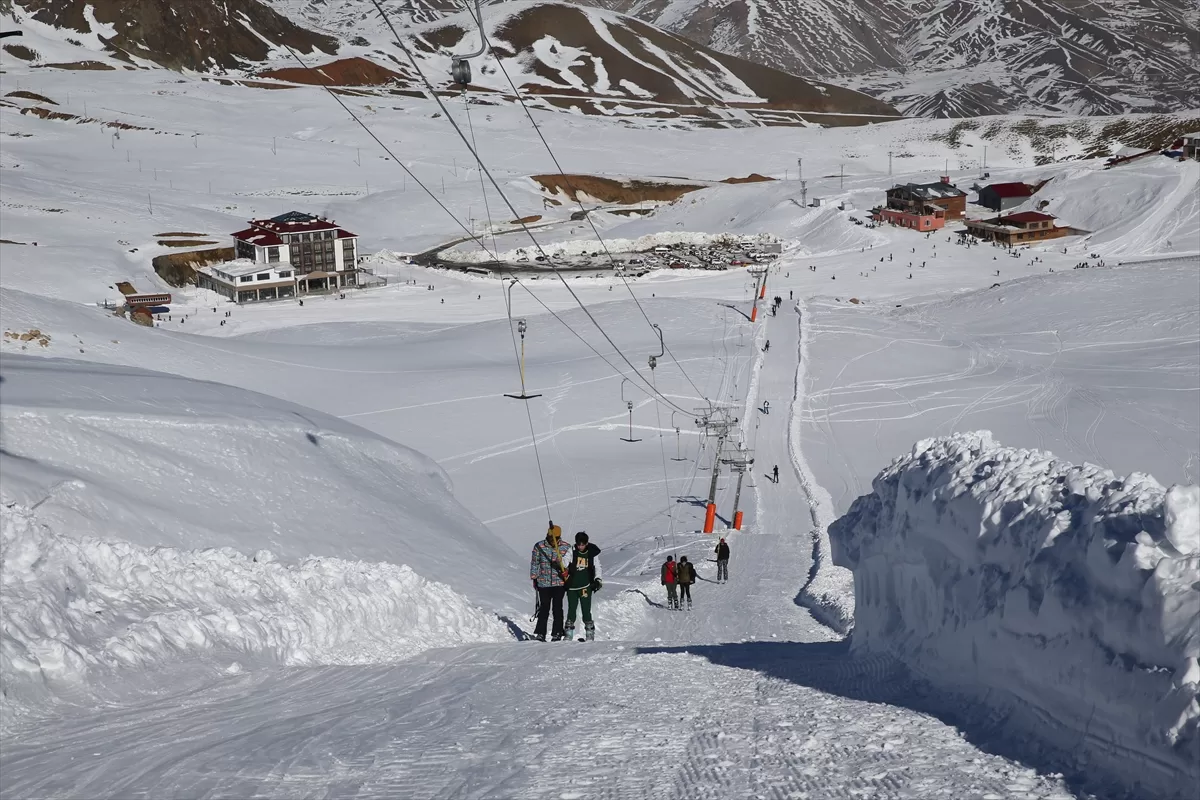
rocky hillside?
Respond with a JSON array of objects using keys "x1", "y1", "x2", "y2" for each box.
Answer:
[
  {"x1": 574, "y1": 0, "x2": 1200, "y2": 117},
  {"x1": 3, "y1": 0, "x2": 338, "y2": 70}
]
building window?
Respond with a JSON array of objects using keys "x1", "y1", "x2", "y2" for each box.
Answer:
[
  {"x1": 267, "y1": 246, "x2": 280, "y2": 262},
  {"x1": 257, "y1": 273, "x2": 270, "y2": 281},
  {"x1": 279, "y1": 270, "x2": 292, "y2": 278},
  {"x1": 324, "y1": 230, "x2": 334, "y2": 240},
  {"x1": 240, "y1": 275, "x2": 253, "y2": 283},
  {"x1": 302, "y1": 233, "x2": 311, "y2": 242}
]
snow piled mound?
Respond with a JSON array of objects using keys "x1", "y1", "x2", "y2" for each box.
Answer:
[
  {"x1": 829, "y1": 432, "x2": 1199, "y2": 798},
  {"x1": 1, "y1": 502, "x2": 511, "y2": 729}
]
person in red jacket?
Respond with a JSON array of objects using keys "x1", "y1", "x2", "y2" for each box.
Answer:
[{"x1": 661, "y1": 555, "x2": 679, "y2": 610}]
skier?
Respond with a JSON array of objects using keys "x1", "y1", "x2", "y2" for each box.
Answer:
[
  {"x1": 772, "y1": 464, "x2": 779, "y2": 483},
  {"x1": 529, "y1": 523, "x2": 571, "y2": 641},
  {"x1": 714, "y1": 537, "x2": 730, "y2": 584},
  {"x1": 763, "y1": 340, "x2": 770, "y2": 353},
  {"x1": 677, "y1": 556, "x2": 696, "y2": 610},
  {"x1": 763, "y1": 399, "x2": 770, "y2": 415},
  {"x1": 661, "y1": 555, "x2": 679, "y2": 609},
  {"x1": 564, "y1": 531, "x2": 602, "y2": 642}
]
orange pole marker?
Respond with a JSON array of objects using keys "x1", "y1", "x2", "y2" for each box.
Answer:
[
  {"x1": 750, "y1": 304, "x2": 758, "y2": 323},
  {"x1": 703, "y1": 503, "x2": 716, "y2": 533},
  {"x1": 759, "y1": 279, "x2": 767, "y2": 300},
  {"x1": 733, "y1": 510, "x2": 744, "y2": 530}
]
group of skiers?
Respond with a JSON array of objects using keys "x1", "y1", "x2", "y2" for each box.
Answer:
[{"x1": 529, "y1": 524, "x2": 734, "y2": 639}]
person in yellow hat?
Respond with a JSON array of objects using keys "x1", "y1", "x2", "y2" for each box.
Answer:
[{"x1": 529, "y1": 522, "x2": 571, "y2": 641}]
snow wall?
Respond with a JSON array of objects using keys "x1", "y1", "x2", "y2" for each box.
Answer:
[{"x1": 829, "y1": 432, "x2": 1199, "y2": 799}]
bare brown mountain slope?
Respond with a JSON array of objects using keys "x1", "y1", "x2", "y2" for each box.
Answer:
[{"x1": 9, "y1": 0, "x2": 338, "y2": 71}]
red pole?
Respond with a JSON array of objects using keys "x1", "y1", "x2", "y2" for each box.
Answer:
[
  {"x1": 733, "y1": 510, "x2": 744, "y2": 530},
  {"x1": 750, "y1": 304, "x2": 758, "y2": 323},
  {"x1": 703, "y1": 503, "x2": 716, "y2": 533},
  {"x1": 759, "y1": 274, "x2": 767, "y2": 299}
]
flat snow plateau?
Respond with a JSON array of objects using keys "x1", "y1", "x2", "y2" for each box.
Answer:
[{"x1": 1, "y1": 54, "x2": 1197, "y2": 799}]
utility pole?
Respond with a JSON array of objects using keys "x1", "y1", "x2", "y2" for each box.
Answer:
[
  {"x1": 983, "y1": 145, "x2": 988, "y2": 171},
  {"x1": 797, "y1": 157, "x2": 802, "y2": 182},
  {"x1": 888, "y1": 150, "x2": 894, "y2": 177},
  {"x1": 722, "y1": 446, "x2": 754, "y2": 530},
  {"x1": 839, "y1": 163, "x2": 844, "y2": 190},
  {"x1": 748, "y1": 265, "x2": 767, "y2": 322},
  {"x1": 800, "y1": 180, "x2": 808, "y2": 208}
]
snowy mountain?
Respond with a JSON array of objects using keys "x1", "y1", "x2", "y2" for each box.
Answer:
[
  {"x1": 1, "y1": 0, "x2": 901, "y2": 126},
  {"x1": 575, "y1": 0, "x2": 1200, "y2": 117}
]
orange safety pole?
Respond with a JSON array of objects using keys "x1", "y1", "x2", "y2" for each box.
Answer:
[
  {"x1": 733, "y1": 510, "x2": 744, "y2": 530},
  {"x1": 750, "y1": 304, "x2": 758, "y2": 323},
  {"x1": 703, "y1": 503, "x2": 716, "y2": 533},
  {"x1": 759, "y1": 273, "x2": 767, "y2": 299}
]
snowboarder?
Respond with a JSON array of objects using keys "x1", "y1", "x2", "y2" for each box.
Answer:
[
  {"x1": 530, "y1": 524, "x2": 571, "y2": 641},
  {"x1": 677, "y1": 556, "x2": 695, "y2": 610},
  {"x1": 564, "y1": 531, "x2": 602, "y2": 642},
  {"x1": 661, "y1": 555, "x2": 679, "y2": 609},
  {"x1": 714, "y1": 538, "x2": 730, "y2": 583},
  {"x1": 772, "y1": 464, "x2": 779, "y2": 483}
]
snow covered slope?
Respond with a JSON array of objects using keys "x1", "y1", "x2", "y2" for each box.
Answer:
[
  {"x1": 0, "y1": 354, "x2": 526, "y2": 724},
  {"x1": 829, "y1": 431, "x2": 1200, "y2": 799}
]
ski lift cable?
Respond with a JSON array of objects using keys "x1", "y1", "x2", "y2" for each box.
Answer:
[
  {"x1": 462, "y1": 88, "x2": 500, "y2": 258},
  {"x1": 279, "y1": 44, "x2": 502, "y2": 263},
  {"x1": 650, "y1": 367, "x2": 678, "y2": 557},
  {"x1": 369, "y1": 0, "x2": 691, "y2": 418},
  {"x1": 469, "y1": 13, "x2": 710, "y2": 405},
  {"x1": 281, "y1": 40, "x2": 690, "y2": 418},
  {"x1": 503, "y1": 282, "x2": 552, "y2": 520}
]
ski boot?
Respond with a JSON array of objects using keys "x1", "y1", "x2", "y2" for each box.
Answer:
[
  {"x1": 533, "y1": 633, "x2": 546, "y2": 642},
  {"x1": 563, "y1": 626, "x2": 575, "y2": 642},
  {"x1": 584, "y1": 622, "x2": 594, "y2": 642},
  {"x1": 551, "y1": 631, "x2": 564, "y2": 642}
]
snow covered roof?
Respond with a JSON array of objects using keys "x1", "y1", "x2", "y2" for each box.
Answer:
[
  {"x1": 891, "y1": 182, "x2": 967, "y2": 199},
  {"x1": 207, "y1": 259, "x2": 279, "y2": 278},
  {"x1": 231, "y1": 228, "x2": 284, "y2": 246},
  {"x1": 982, "y1": 182, "x2": 1034, "y2": 198},
  {"x1": 1001, "y1": 211, "x2": 1056, "y2": 223},
  {"x1": 249, "y1": 211, "x2": 340, "y2": 235}
]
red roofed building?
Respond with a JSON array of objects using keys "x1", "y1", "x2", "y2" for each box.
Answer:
[
  {"x1": 964, "y1": 210, "x2": 1069, "y2": 245},
  {"x1": 231, "y1": 211, "x2": 359, "y2": 285},
  {"x1": 977, "y1": 182, "x2": 1035, "y2": 212}
]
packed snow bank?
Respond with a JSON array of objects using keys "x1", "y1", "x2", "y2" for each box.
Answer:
[
  {"x1": 830, "y1": 432, "x2": 1200, "y2": 798},
  {"x1": 1, "y1": 502, "x2": 512, "y2": 730},
  {"x1": 0, "y1": 356, "x2": 524, "y2": 612}
]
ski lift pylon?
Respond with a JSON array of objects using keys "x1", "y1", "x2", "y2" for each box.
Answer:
[
  {"x1": 619, "y1": 378, "x2": 642, "y2": 443},
  {"x1": 503, "y1": 281, "x2": 541, "y2": 400}
]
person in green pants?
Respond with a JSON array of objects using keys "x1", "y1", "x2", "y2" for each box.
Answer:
[{"x1": 565, "y1": 531, "x2": 603, "y2": 641}]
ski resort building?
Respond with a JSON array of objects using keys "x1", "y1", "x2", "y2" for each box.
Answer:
[
  {"x1": 884, "y1": 178, "x2": 968, "y2": 219},
  {"x1": 231, "y1": 212, "x2": 359, "y2": 281},
  {"x1": 977, "y1": 182, "x2": 1035, "y2": 212},
  {"x1": 205, "y1": 212, "x2": 361, "y2": 302},
  {"x1": 1182, "y1": 133, "x2": 1200, "y2": 161},
  {"x1": 963, "y1": 211, "x2": 1069, "y2": 245}
]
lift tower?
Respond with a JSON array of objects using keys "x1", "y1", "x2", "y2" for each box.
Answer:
[{"x1": 695, "y1": 406, "x2": 738, "y2": 533}]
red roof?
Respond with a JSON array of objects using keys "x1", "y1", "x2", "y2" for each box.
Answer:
[
  {"x1": 251, "y1": 218, "x2": 338, "y2": 234},
  {"x1": 337, "y1": 229, "x2": 358, "y2": 239},
  {"x1": 985, "y1": 182, "x2": 1034, "y2": 198},
  {"x1": 1001, "y1": 211, "x2": 1056, "y2": 223},
  {"x1": 231, "y1": 228, "x2": 284, "y2": 246}
]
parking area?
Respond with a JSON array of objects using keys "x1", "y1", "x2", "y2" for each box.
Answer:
[{"x1": 433, "y1": 240, "x2": 781, "y2": 277}]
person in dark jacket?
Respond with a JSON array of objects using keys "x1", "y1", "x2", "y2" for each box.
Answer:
[
  {"x1": 564, "y1": 531, "x2": 602, "y2": 641},
  {"x1": 661, "y1": 555, "x2": 679, "y2": 610},
  {"x1": 714, "y1": 538, "x2": 730, "y2": 583},
  {"x1": 529, "y1": 524, "x2": 571, "y2": 641},
  {"x1": 677, "y1": 556, "x2": 696, "y2": 609}
]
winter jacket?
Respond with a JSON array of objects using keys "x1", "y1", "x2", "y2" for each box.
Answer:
[
  {"x1": 661, "y1": 560, "x2": 677, "y2": 585},
  {"x1": 715, "y1": 542, "x2": 730, "y2": 560},
  {"x1": 530, "y1": 539, "x2": 572, "y2": 588},
  {"x1": 566, "y1": 543, "x2": 602, "y2": 590},
  {"x1": 677, "y1": 561, "x2": 696, "y2": 586}
]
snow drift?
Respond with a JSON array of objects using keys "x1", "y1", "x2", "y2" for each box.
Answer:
[
  {"x1": 1, "y1": 502, "x2": 512, "y2": 730},
  {"x1": 829, "y1": 432, "x2": 1200, "y2": 798}
]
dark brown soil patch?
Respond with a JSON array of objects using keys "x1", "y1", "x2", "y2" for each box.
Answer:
[
  {"x1": 3, "y1": 44, "x2": 38, "y2": 61},
  {"x1": 6, "y1": 91, "x2": 56, "y2": 105},
  {"x1": 532, "y1": 174, "x2": 705, "y2": 204},
  {"x1": 722, "y1": 173, "x2": 775, "y2": 184},
  {"x1": 259, "y1": 57, "x2": 404, "y2": 87},
  {"x1": 157, "y1": 240, "x2": 219, "y2": 248},
  {"x1": 19, "y1": 106, "x2": 151, "y2": 130},
  {"x1": 0, "y1": 239, "x2": 28, "y2": 245},
  {"x1": 152, "y1": 247, "x2": 235, "y2": 287},
  {"x1": 155, "y1": 231, "x2": 207, "y2": 237},
  {"x1": 510, "y1": 215, "x2": 543, "y2": 224},
  {"x1": 115, "y1": 281, "x2": 137, "y2": 295},
  {"x1": 41, "y1": 60, "x2": 116, "y2": 71}
]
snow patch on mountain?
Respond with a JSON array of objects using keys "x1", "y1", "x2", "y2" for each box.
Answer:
[{"x1": 829, "y1": 431, "x2": 1200, "y2": 799}]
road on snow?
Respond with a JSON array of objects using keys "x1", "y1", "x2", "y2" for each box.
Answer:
[{"x1": 0, "y1": 307, "x2": 1080, "y2": 800}]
